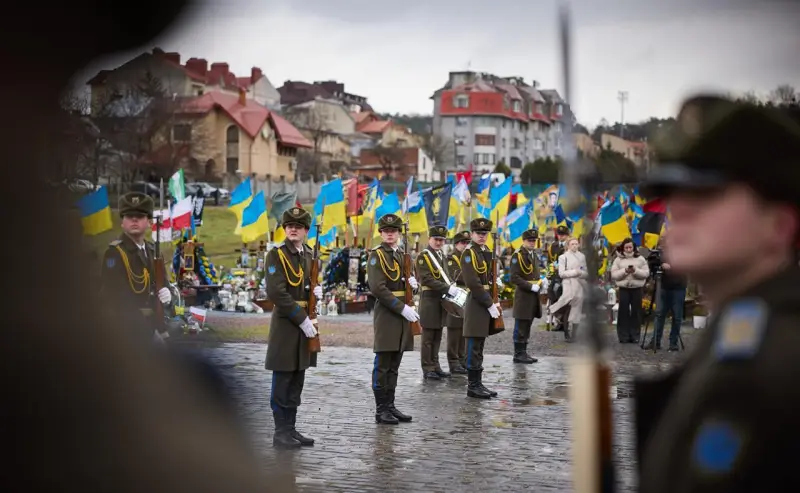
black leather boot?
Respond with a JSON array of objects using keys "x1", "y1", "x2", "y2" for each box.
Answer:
[
  {"x1": 450, "y1": 365, "x2": 468, "y2": 375},
  {"x1": 435, "y1": 368, "x2": 451, "y2": 378},
  {"x1": 374, "y1": 391, "x2": 398, "y2": 425},
  {"x1": 386, "y1": 389, "x2": 412, "y2": 422},
  {"x1": 466, "y1": 369, "x2": 492, "y2": 399},
  {"x1": 286, "y1": 409, "x2": 314, "y2": 446},
  {"x1": 513, "y1": 343, "x2": 537, "y2": 364},
  {"x1": 477, "y1": 369, "x2": 498, "y2": 397},
  {"x1": 423, "y1": 370, "x2": 442, "y2": 380},
  {"x1": 564, "y1": 323, "x2": 573, "y2": 343},
  {"x1": 272, "y1": 411, "x2": 301, "y2": 449}
]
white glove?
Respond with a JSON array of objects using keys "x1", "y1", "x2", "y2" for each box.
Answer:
[
  {"x1": 541, "y1": 278, "x2": 550, "y2": 291},
  {"x1": 157, "y1": 287, "x2": 172, "y2": 304},
  {"x1": 447, "y1": 284, "x2": 460, "y2": 297},
  {"x1": 531, "y1": 283, "x2": 541, "y2": 293},
  {"x1": 401, "y1": 304, "x2": 420, "y2": 322},
  {"x1": 488, "y1": 304, "x2": 501, "y2": 319},
  {"x1": 496, "y1": 278, "x2": 504, "y2": 289},
  {"x1": 313, "y1": 285, "x2": 323, "y2": 298},
  {"x1": 407, "y1": 276, "x2": 419, "y2": 290},
  {"x1": 299, "y1": 317, "x2": 318, "y2": 338}
]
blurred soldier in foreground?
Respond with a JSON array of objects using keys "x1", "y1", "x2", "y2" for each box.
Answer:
[
  {"x1": 636, "y1": 95, "x2": 800, "y2": 492},
  {"x1": 100, "y1": 192, "x2": 172, "y2": 344},
  {"x1": 367, "y1": 213, "x2": 419, "y2": 424},
  {"x1": 508, "y1": 229, "x2": 542, "y2": 364},
  {"x1": 264, "y1": 207, "x2": 322, "y2": 449},
  {"x1": 445, "y1": 231, "x2": 471, "y2": 374}
]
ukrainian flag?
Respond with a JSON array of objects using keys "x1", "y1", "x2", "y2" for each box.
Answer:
[
  {"x1": 240, "y1": 191, "x2": 269, "y2": 243},
  {"x1": 599, "y1": 200, "x2": 631, "y2": 246},
  {"x1": 229, "y1": 178, "x2": 253, "y2": 235},
  {"x1": 489, "y1": 176, "x2": 512, "y2": 220},
  {"x1": 315, "y1": 179, "x2": 347, "y2": 233},
  {"x1": 506, "y1": 201, "x2": 532, "y2": 249},
  {"x1": 77, "y1": 186, "x2": 113, "y2": 236},
  {"x1": 372, "y1": 192, "x2": 402, "y2": 238}
]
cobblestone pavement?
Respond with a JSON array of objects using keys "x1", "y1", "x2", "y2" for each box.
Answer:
[{"x1": 195, "y1": 343, "x2": 672, "y2": 492}]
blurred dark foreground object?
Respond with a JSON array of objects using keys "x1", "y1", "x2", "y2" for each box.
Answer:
[{"x1": 0, "y1": 3, "x2": 292, "y2": 492}]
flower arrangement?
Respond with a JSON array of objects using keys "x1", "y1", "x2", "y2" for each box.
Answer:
[{"x1": 642, "y1": 298, "x2": 655, "y2": 312}]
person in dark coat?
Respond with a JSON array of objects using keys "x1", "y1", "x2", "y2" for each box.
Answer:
[
  {"x1": 367, "y1": 213, "x2": 420, "y2": 424},
  {"x1": 508, "y1": 229, "x2": 543, "y2": 364},
  {"x1": 635, "y1": 95, "x2": 800, "y2": 493},
  {"x1": 264, "y1": 207, "x2": 323, "y2": 449},
  {"x1": 445, "y1": 231, "x2": 471, "y2": 374}
]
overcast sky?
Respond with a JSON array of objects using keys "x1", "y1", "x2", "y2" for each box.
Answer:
[{"x1": 73, "y1": 0, "x2": 800, "y2": 127}]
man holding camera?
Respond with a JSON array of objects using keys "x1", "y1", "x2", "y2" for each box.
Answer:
[{"x1": 644, "y1": 236, "x2": 687, "y2": 352}]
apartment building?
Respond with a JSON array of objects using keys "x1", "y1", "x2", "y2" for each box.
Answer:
[
  {"x1": 278, "y1": 80, "x2": 372, "y2": 113},
  {"x1": 430, "y1": 71, "x2": 572, "y2": 177},
  {"x1": 600, "y1": 133, "x2": 652, "y2": 167}
]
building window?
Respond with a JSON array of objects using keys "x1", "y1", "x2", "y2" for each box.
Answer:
[
  {"x1": 512, "y1": 100, "x2": 521, "y2": 112},
  {"x1": 172, "y1": 124, "x2": 191, "y2": 142},
  {"x1": 535, "y1": 102, "x2": 544, "y2": 114},
  {"x1": 489, "y1": 154, "x2": 496, "y2": 165},
  {"x1": 513, "y1": 138, "x2": 521, "y2": 150},
  {"x1": 501, "y1": 137, "x2": 507, "y2": 149},
  {"x1": 456, "y1": 155, "x2": 465, "y2": 166},
  {"x1": 453, "y1": 94, "x2": 469, "y2": 108},
  {"x1": 534, "y1": 139, "x2": 543, "y2": 150},
  {"x1": 456, "y1": 116, "x2": 469, "y2": 127},
  {"x1": 473, "y1": 153, "x2": 480, "y2": 165},
  {"x1": 226, "y1": 158, "x2": 239, "y2": 174},
  {"x1": 556, "y1": 104, "x2": 563, "y2": 116},
  {"x1": 474, "y1": 134, "x2": 495, "y2": 146},
  {"x1": 226, "y1": 125, "x2": 240, "y2": 174}
]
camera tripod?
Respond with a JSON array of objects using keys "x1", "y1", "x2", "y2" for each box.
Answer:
[{"x1": 639, "y1": 269, "x2": 686, "y2": 354}]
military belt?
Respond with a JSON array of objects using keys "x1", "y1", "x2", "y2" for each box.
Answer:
[
  {"x1": 390, "y1": 290, "x2": 406, "y2": 297},
  {"x1": 421, "y1": 286, "x2": 436, "y2": 292},
  {"x1": 296, "y1": 301, "x2": 308, "y2": 307}
]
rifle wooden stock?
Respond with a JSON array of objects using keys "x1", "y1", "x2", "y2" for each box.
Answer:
[
  {"x1": 152, "y1": 215, "x2": 166, "y2": 332},
  {"x1": 490, "y1": 235, "x2": 505, "y2": 334},
  {"x1": 308, "y1": 222, "x2": 322, "y2": 353},
  {"x1": 403, "y1": 223, "x2": 422, "y2": 336}
]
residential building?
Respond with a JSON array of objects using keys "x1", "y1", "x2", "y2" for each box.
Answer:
[
  {"x1": 354, "y1": 147, "x2": 437, "y2": 182},
  {"x1": 574, "y1": 132, "x2": 599, "y2": 158},
  {"x1": 278, "y1": 80, "x2": 372, "y2": 113},
  {"x1": 430, "y1": 71, "x2": 573, "y2": 177},
  {"x1": 87, "y1": 47, "x2": 281, "y2": 111},
  {"x1": 282, "y1": 98, "x2": 358, "y2": 171},
  {"x1": 600, "y1": 133, "x2": 651, "y2": 167}
]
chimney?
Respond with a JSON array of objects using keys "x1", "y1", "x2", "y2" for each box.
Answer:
[
  {"x1": 185, "y1": 57, "x2": 208, "y2": 76},
  {"x1": 164, "y1": 52, "x2": 180, "y2": 64},
  {"x1": 152, "y1": 47, "x2": 165, "y2": 55},
  {"x1": 251, "y1": 67, "x2": 263, "y2": 84},
  {"x1": 210, "y1": 62, "x2": 229, "y2": 75},
  {"x1": 238, "y1": 87, "x2": 247, "y2": 106},
  {"x1": 532, "y1": 79, "x2": 540, "y2": 89}
]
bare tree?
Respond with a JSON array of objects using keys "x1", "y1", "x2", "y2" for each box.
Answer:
[
  {"x1": 283, "y1": 104, "x2": 332, "y2": 179},
  {"x1": 419, "y1": 133, "x2": 451, "y2": 172},
  {"x1": 370, "y1": 142, "x2": 408, "y2": 179},
  {"x1": 769, "y1": 84, "x2": 797, "y2": 106}
]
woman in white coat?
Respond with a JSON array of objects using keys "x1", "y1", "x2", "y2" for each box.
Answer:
[
  {"x1": 547, "y1": 238, "x2": 588, "y2": 342},
  {"x1": 609, "y1": 237, "x2": 650, "y2": 343}
]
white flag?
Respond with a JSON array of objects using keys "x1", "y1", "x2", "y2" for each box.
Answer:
[
  {"x1": 151, "y1": 209, "x2": 172, "y2": 243},
  {"x1": 168, "y1": 169, "x2": 186, "y2": 201}
]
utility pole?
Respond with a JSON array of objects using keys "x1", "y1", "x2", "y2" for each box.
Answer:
[{"x1": 617, "y1": 91, "x2": 628, "y2": 139}]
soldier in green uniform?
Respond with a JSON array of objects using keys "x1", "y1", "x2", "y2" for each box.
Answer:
[
  {"x1": 100, "y1": 192, "x2": 172, "y2": 343},
  {"x1": 416, "y1": 225, "x2": 460, "y2": 380},
  {"x1": 546, "y1": 225, "x2": 570, "y2": 332},
  {"x1": 461, "y1": 218, "x2": 502, "y2": 399},
  {"x1": 635, "y1": 95, "x2": 800, "y2": 492},
  {"x1": 509, "y1": 229, "x2": 542, "y2": 364},
  {"x1": 445, "y1": 231, "x2": 471, "y2": 374},
  {"x1": 367, "y1": 213, "x2": 420, "y2": 425},
  {"x1": 264, "y1": 207, "x2": 323, "y2": 449}
]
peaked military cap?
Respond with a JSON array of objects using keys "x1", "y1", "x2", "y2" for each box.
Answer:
[
  {"x1": 522, "y1": 229, "x2": 538, "y2": 241},
  {"x1": 119, "y1": 192, "x2": 154, "y2": 218},
  {"x1": 643, "y1": 94, "x2": 800, "y2": 205},
  {"x1": 282, "y1": 207, "x2": 311, "y2": 229},
  {"x1": 378, "y1": 213, "x2": 403, "y2": 231},
  {"x1": 556, "y1": 225, "x2": 570, "y2": 236},
  {"x1": 470, "y1": 217, "x2": 492, "y2": 232},
  {"x1": 452, "y1": 231, "x2": 471, "y2": 243},
  {"x1": 428, "y1": 225, "x2": 448, "y2": 238}
]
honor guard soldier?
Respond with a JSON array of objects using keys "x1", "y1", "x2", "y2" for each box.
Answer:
[
  {"x1": 100, "y1": 192, "x2": 172, "y2": 343},
  {"x1": 461, "y1": 218, "x2": 503, "y2": 399},
  {"x1": 546, "y1": 225, "x2": 570, "y2": 332},
  {"x1": 264, "y1": 207, "x2": 323, "y2": 449},
  {"x1": 509, "y1": 229, "x2": 542, "y2": 364},
  {"x1": 416, "y1": 225, "x2": 460, "y2": 380},
  {"x1": 635, "y1": 95, "x2": 800, "y2": 492},
  {"x1": 445, "y1": 231, "x2": 471, "y2": 374},
  {"x1": 367, "y1": 213, "x2": 420, "y2": 424}
]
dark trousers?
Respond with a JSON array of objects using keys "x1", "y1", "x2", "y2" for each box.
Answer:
[
  {"x1": 653, "y1": 287, "x2": 686, "y2": 346},
  {"x1": 420, "y1": 328, "x2": 444, "y2": 372},
  {"x1": 446, "y1": 326, "x2": 466, "y2": 369},
  {"x1": 513, "y1": 319, "x2": 533, "y2": 343},
  {"x1": 372, "y1": 351, "x2": 403, "y2": 393},
  {"x1": 270, "y1": 370, "x2": 306, "y2": 413},
  {"x1": 617, "y1": 287, "x2": 643, "y2": 342},
  {"x1": 465, "y1": 337, "x2": 486, "y2": 371}
]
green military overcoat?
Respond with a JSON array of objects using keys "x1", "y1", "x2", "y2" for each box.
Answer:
[
  {"x1": 415, "y1": 247, "x2": 450, "y2": 329},
  {"x1": 460, "y1": 244, "x2": 495, "y2": 338},
  {"x1": 445, "y1": 251, "x2": 466, "y2": 329},
  {"x1": 510, "y1": 248, "x2": 542, "y2": 320},
  {"x1": 367, "y1": 243, "x2": 414, "y2": 353}
]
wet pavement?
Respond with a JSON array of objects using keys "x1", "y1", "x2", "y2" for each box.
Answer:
[{"x1": 195, "y1": 343, "x2": 663, "y2": 492}]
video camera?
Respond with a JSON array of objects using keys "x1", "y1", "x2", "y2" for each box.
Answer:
[{"x1": 639, "y1": 246, "x2": 663, "y2": 276}]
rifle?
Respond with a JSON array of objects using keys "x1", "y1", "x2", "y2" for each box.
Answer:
[
  {"x1": 403, "y1": 219, "x2": 422, "y2": 336},
  {"x1": 152, "y1": 213, "x2": 167, "y2": 332},
  {"x1": 307, "y1": 218, "x2": 322, "y2": 353},
  {"x1": 489, "y1": 210, "x2": 505, "y2": 334},
  {"x1": 559, "y1": 4, "x2": 615, "y2": 492}
]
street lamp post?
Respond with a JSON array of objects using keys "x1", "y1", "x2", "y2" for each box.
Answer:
[{"x1": 617, "y1": 91, "x2": 629, "y2": 139}]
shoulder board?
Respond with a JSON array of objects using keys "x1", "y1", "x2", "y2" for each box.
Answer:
[
  {"x1": 274, "y1": 242, "x2": 285, "y2": 248},
  {"x1": 371, "y1": 245, "x2": 381, "y2": 251},
  {"x1": 109, "y1": 240, "x2": 122, "y2": 246}
]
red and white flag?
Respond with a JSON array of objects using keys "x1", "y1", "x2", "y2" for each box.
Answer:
[
  {"x1": 171, "y1": 197, "x2": 194, "y2": 231},
  {"x1": 189, "y1": 306, "x2": 207, "y2": 324},
  {"x1": 151, "y1": 209, "x2": 173, "y2": 243}
]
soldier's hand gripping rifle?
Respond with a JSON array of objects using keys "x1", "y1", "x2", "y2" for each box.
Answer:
[
  {"x1": 490, "y1": 210, "x2": 505, "y2": 334},
  {"x1": 559, "y1": 4, "x2": 615, "y2": 493},
  {"x1": 403, "y1": 219, "x2": 422, "y2": 336},
  {"x1": 307, "y1": 214, "x2": 323, "y2": 353}
]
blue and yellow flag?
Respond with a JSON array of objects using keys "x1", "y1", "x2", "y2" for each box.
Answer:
[
  {"x1": 599, "y1": 200, "x2": 631, "y2": 246},
  {"x1": 229, "y1": 178, "x2": 253, "y2": 235},
  {"x1": 240, "y1": 191, "x2": 269, "y2": 243},
  {"x1": 77, "y1": 186, "x2": 113, "y2": 236}
]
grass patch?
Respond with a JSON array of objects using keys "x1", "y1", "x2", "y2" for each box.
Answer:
[{"x1": 203, "y1": 323, "x2": 270, "y2": 342}]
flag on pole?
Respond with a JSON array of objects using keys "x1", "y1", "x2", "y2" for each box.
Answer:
[
  {"x1": 77, "y1": 186, "x2": 113, "y2": 236},
  {"x1": 189, "y1": 306, "x2": 207, "y2": 325},
  {"x1": 168, "y1": 169, "x2": 186, "y2": 201}
]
